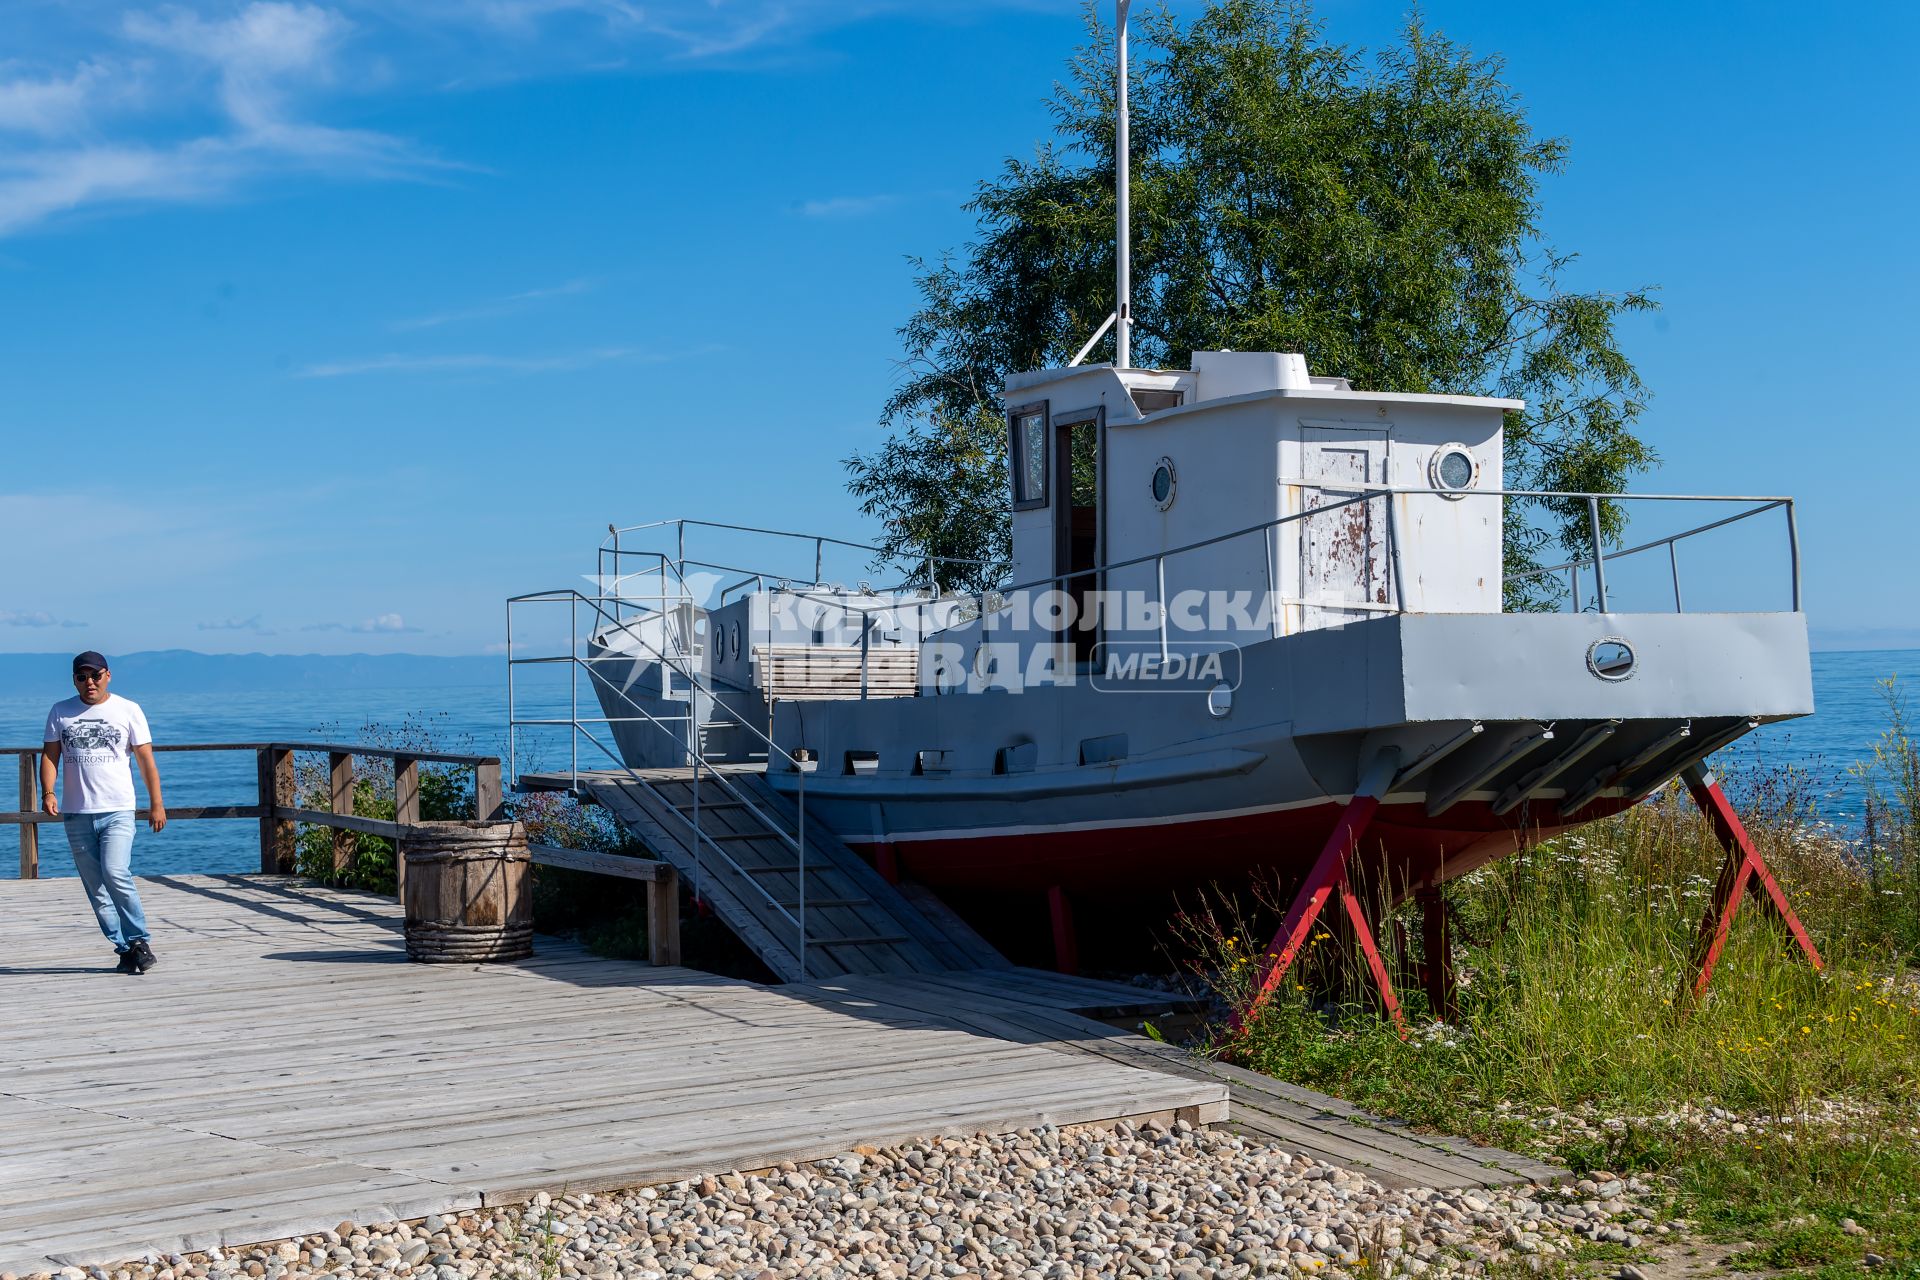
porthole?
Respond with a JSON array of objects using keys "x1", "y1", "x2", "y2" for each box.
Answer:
[
  {"x1": 1587, "y1": 637, "x2": 1636, "y2": 681},
  {"x1": 1429, "y1": 444, "x2": 1479, "y2": 499},
  {"x1": 1205, "y1": 682, "x2": 1234, "y2": 718},
  {"x1": 729, "y1": 621, "x2": 741, "y2": 660},
  {"x1": 1150, "y1": 457, "x2": 1177, "y2": 510}
]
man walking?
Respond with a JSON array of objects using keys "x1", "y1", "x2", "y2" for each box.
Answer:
[{"x1": 41, "y1": 651, "x2": 167, "y2": 974}]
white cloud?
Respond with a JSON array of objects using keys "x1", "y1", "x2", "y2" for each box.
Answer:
[
  {"x1": 795, "y1": 193, "x2": 899, "y2": 219},
  {"x1": 394, "y1": 277, "x2": 595, "y2": 331},
  {"x1": 295, "y1": 343, "x2": 713, "y2": 377},
  {"x1": 0, "y1": 609, "x2": 83, "y2": 628},
  {"x1": 0, "y1": 0, "x2": 1050, "y2": 235},
  {"x1": 124, "y1": 4, "x2": 345, "y2": 119},
  {"x1": 198, "y1": 615, "x2": 274, "y2": 633},
  {"x1": 0, "y1": 2, "x2": 434, "y2": 237},
  {"x1": 0, "y1": 61, "x2": 115, "y2": 137},
  {"x1": 303, "y1": 612, "x2": 423, "y2": 633}
]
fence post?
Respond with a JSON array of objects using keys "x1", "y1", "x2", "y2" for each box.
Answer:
[
  {"x1": 19, "y1": 751, "x2": 39, "y2": 880},
  {"x1": 475, "y1": 760, "x2": 503, "y2": 821},
  {"x1": 650, "y1": 863, "x2": 682, "y2": 967},
  {"x1": 328, "y1": 751, "x2": 356, "y2": 875},
  {"x1": 258, "y1": 747, "x2": 296, "y2": 873},
  {"x1": 1587, "y1": 496, "x2": 1610, "y2": 612},
  {"x1": 393, "y1": 754, "x2": 419, "y2": 902}
]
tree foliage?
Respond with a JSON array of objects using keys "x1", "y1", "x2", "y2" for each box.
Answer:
[{"x1": 847, "y1": 0, "x2": 1657, "y2": 603}]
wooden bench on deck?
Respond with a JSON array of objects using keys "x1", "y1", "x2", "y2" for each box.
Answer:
[{"x1": 753, "y1": 643, "x2": 919, "y2": 700}]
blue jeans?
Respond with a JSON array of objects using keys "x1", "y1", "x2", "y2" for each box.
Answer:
[{"x1": 63, "y1": 811, "x2": 149, "y2": 952}]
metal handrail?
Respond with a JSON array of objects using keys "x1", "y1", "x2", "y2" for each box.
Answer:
[
  {"x1": 778, "y1": 486, "x2": 1798, "y2": 631},
  {"x1": 601, "y1": 517, "x2": 989, "y2": 604},
  {"x1": 603, "y1": 516, "x2": 989, "y2": 565},
  {"x1": 507, "y1": 586, "x2": 819, "y2": 977},
  {"x1": 563, "y1": 485, "x2": 1798, "y2": 714}
]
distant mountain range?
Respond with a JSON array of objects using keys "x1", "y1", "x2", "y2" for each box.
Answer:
[{"x1": 0, "y1": 650, "x2": 500, "y2": 695}]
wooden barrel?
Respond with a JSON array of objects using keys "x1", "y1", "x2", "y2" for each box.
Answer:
[{"x1": 401, "y1": 821, "x2": 533, "y2": 962}]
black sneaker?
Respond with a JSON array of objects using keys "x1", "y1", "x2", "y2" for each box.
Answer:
[
  {"x1": 115, "y1": 948, "x2": 140, "y2": 975},
  {"x1": 131, "y1": 939, "x2": 157, "y2": 974}
]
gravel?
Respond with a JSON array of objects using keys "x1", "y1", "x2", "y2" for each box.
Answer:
[{"x1": 0, "y1": 1119, "x2": 1670, "y2": 1280}]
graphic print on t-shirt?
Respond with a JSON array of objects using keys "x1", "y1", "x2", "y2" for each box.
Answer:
[{"x1": 64, "y1": 719, "x2": 125, "y2": 755}]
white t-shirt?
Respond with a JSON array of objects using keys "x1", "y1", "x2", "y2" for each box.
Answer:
[{"x1": 44, "y1": 694, "x2": 152, "y2": 814}]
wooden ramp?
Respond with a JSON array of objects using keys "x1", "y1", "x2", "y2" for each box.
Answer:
[
  {"x1": 0, "y1": 875, "x2": 1221, "y2": 1274},
  {"x1": 800, "y1": 974, "x2": 1566, "y2": 1192},
  {"x1": 525, "y1": 766, "x2": 1004, "y2": 981}
]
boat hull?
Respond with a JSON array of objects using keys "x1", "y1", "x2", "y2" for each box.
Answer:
[
  {"x1": 842, "y1": 794, "x2": 1637, "y2": 896},
  {"x1": 758, "y1": 610, "x2": 1812, "y2": 901},
  {"x1": 590, "y1": 609, "x2": 1812, "y2": 906}
]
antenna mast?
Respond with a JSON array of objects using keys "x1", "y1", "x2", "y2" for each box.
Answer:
[{"x1": 1114, "y1": 0, "x2": 1132, "y2": 370}]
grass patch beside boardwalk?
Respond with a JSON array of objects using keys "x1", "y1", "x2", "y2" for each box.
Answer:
[{"x1": 1183, "y1": 708, "x2": 1920, "y2": 1277}]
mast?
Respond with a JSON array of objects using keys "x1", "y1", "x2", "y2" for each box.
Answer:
[{"x1": 1114, "y1": 0, "x2": 1132, "y2": 370}]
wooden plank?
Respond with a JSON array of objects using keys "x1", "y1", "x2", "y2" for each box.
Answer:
[
  {"x1": 648, "y1": 863, "x2": 681, "y2": 967},
  {"x1": 475, "y1": 760, "x2": 504, "y2": 821},
  {"x1": 18, "y1": 750, "x2": 38, "y2": 878},
  {"x1": 276, "y1": 807, "x2": 404, "y2": 840},
  {"x1": 258, "y1": 747, "x2": 296, "y2": 874},
  {"x1": 327, "y1": 752, "x2": 356, "y2": 875},
  {"x1": 893, "y1": 882, "x2": 1008, "y2": 969},
  {"x1": 392, "y1": 754, "x2": 418, "y2": 902},
  {"x1": 269, "y1": 742, "x2": 500, "y2": 768},
  {"x1": 528, "y1": 843, "x2": 669, "y2": 881}
]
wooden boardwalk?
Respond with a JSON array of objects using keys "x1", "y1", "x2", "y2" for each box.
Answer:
[
  {"x1": 0, "y1": 874, "x2": 1215, "y2": 1272},
  {"x1": 0, "y1": 874, "x2": 1559, "y2": 1274}
]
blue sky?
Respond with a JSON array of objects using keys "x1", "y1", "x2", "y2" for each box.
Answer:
[{"x1": 0, "y1": 0, "x2": 1914, "y2": 657}]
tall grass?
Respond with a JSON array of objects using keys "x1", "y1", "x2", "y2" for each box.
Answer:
[
  {"x1": 1176, "y1": 685, "x2": 1920, "y2": 1270},
  {"x1": 1856, "y1": 677, "x2": 1920, "y2": 957}
]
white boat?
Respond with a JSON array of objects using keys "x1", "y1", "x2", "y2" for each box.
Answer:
[{"x1": 507, "y1": 4, "x2": 1821, "y2": 1009}]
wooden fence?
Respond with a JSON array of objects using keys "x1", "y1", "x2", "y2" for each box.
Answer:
[{"x1": 0, "y1": 741, "x2": 679, "y2": 965}]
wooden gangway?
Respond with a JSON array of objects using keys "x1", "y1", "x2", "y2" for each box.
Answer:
[{"x1": 520, "y1": 765, "x2": 1006, "y2": 981}]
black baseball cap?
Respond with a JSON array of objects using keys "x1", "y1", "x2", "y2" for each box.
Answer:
[{"x1": 72, "y1": 651, "x2": 110, "y2": 674}]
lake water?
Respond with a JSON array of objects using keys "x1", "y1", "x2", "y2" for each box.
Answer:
[{"x1": 2, "y1": 648, "x2": 1913, "y2": 879}]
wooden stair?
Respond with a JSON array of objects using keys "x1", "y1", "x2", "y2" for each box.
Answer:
[{"x1": 568, "y1": 765, "x2": 1007, "y2": 982}]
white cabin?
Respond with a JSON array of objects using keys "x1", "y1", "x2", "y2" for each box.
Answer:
[{"x1": 922, "y1": 351, "x2": 1520, "y2": 690}]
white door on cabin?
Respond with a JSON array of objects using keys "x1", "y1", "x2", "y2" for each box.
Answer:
[{"x1": 1300, "y1": 428, "x2": 1390, "y2": 630}]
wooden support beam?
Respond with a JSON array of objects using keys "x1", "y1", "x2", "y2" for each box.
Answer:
[
  {"x1": 1678, "y1": 765, "x2": 1823, "y2": 1005},
  {"x1": 475, "y1": 760, "x2": 504, "y2": 821},
  {"x1": 1047, "y1": 885, "x2": 1079, "y2": 976},
  {"x1": 328, "y1": 751, "x2": 356, "y2": 875},
  {"x1": 527, "y1": 843, "x2": 682, "y2": 968},
  {"x1": 257, "y1": 747, "x2": 296, "y2": 874},
  {"x1": 1417, "y1": 888, "x2": 1457, "y2": 1022},
  {"x1": 19, "y1": 751, "x2": 39, "y2": 879},
  {"x1": 650, "y1": 863, "x2": 681, "y2": 967},
  {"x1": 393, "y1": 754, "x2": 419, "y2": 902}
]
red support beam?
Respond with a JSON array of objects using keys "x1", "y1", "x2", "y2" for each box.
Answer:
[
  {"x1": 1678, "y1": 765, "x2": 1823, "y2": 1005},
  {"x1": 1237, "y1": 753, "x2": 1411, "y2": 1037},
  {"x1": 1338, "y1": 881, "x2": 1407, "y2": 1033}
]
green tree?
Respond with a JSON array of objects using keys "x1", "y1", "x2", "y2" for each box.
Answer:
[{"x1": 847, "y1": 0, "x2": 1656, "y2": 605}]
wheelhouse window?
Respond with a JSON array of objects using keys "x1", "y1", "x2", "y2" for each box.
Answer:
[{"x1": 1010, "y1": 404, "x2": 1048, "y2": 510}]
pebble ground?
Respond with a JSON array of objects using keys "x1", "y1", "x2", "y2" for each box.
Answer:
[{"x1": 4, "y1": 1118, "x2": 1669, "y2": 1280}]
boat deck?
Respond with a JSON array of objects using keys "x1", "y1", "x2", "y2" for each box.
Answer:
[{"x1": 0, "y1": 874, "x2": 1559, "y2": 1274}]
